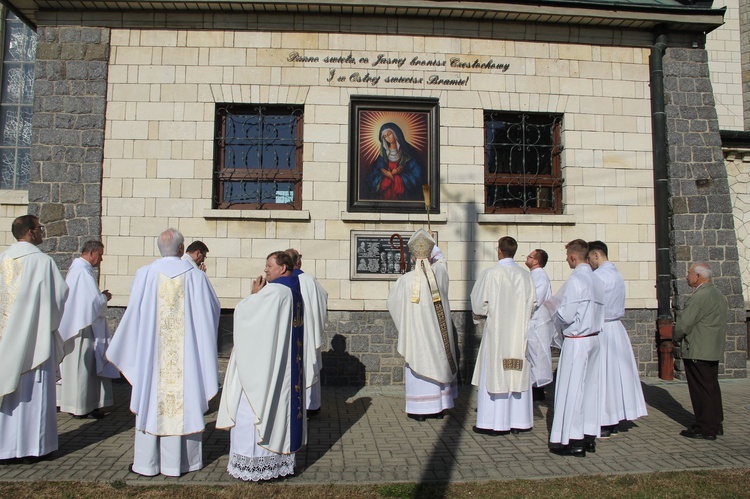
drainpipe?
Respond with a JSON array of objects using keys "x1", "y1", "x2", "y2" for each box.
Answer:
[{"x1": 649, "y1": 29, "x2": 673, "y2": 380}]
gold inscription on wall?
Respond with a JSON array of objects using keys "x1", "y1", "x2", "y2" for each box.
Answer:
[{"x1": 287, "y1": 51, "x2": 510, "y2": 88}]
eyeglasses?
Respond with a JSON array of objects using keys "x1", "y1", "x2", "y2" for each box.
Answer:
[{"x1": 32, "y1": 225, "x2": 46, "y2": 234}]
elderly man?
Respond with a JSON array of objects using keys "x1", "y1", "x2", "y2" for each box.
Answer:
[
  {"x1": 674, "y1": 262, "x2": 727, "y2": 441},
  {"x1": 587, "y1": 241, "x2": 647, "y2": 437},
  {"x1": 286, "y1": 248, "x2": 328, "y2": 417},
  {"x1": 107, "y1": 228, "x2": 220, "y2": 477},
  {"x1": 182, "y1": 240, "x2": 209, "y2": 272},
  {"x1": 57, "y1": 240, "x2": 119, "y2": 420},
  {"x1": 217, "y1": 251, "x2": 304, "y2": 481},
  {"x1": 0, "y1": 215, "x2": 68, "y2": 461},
  {"x1": 387, "y1": 229, "x2": 457, "y2": 421},
  {"x1": 547, "y1": 239, "x2": 604, "y2": 457},
  {"x1": 471, "y1": 236, "x2": 536, "y2": 435},
  {"x1": 524, "y1": 248, "x2": 554, "y2": 396}
]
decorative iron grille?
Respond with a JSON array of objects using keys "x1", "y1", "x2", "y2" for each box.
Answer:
[
  {"x1": 0, "y1": 11, "x2": 35, "y2": 190},
  {"x1": 484, "y1": 111, "x2": 563, "y2": 214},
  {"x1": 214, "y1": 104, "x2": 304, "y2": 210}
]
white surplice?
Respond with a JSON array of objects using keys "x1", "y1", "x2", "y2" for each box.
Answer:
[
  {"x1": 547, "y1": 263, "x2": 605, "y2": 445},
  {"x1": 594, "y1": 261, "x2": 647, "y2": 426},
  {"x1": 470, "y1": 258, "x2": 536, "y2": 431},
  {"x1": 388, "y1": 248, "x2": 458, "y2": 415},
  {"x1": 57, "y1": 257, "x2": 118, "y2": 416},
  {"x1": 527, "y1": 267, "x2": 554, "y2": 387},
  {"x1": 296, "y1": 271, "x2": 328, "y2": 411},
  {"x1": 0, "y1": 241, "x2": 68, "y2": 459},
  {"x1": 217, "y1": 280, "x2": 304, "y2": 481},
  {"x1": 106, "y1": 256, "x2": 219, "y2": 476}
]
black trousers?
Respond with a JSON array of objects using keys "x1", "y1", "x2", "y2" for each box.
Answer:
[{"x1": 684, "y1": 359, "x2": 724, "y2": 436}]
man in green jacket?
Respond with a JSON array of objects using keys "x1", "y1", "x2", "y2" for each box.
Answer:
[{"x1": 673, "y1": 262, "x2": 727, "y2": 441}]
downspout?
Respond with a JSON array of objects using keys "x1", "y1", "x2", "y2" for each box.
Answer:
[{"x1": 649, "y1": 28, "x2": 673, "y2": 380}]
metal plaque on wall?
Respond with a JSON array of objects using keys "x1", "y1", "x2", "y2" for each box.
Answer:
[{"x1": 350, "y1": 230, "x2": 437, "y2": 280}]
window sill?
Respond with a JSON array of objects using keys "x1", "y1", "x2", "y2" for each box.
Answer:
[
  {"x1": 202, "y1": 209, "x2": 311, "y2": 221},
  {"x1": 341, "y1": 212, "x2": 448, "y2": 223},
  {"x1": 477, "y1": 213, "x2": 576, "y2": 225},
  {"x1": 0, "y1": 190, "x2": 28, "y2": 206}
]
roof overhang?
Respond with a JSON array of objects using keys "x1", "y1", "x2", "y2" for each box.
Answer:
[{"x1": 1, "y1": 0, "x2": 726, "y2": 33}]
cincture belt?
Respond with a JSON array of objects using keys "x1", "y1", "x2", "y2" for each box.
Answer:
[
  {"x1": 566, "y1": 332, "x2": 600, "y2": 339},
  {"x1": 604, "y1": 318, "x2": 621, "y2": 322}
]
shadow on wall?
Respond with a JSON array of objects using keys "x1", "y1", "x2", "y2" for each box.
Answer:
[{"x1": 320, "y1": 334, "x2": 367, "y2": 387}]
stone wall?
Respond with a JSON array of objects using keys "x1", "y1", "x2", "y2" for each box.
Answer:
[
  {"x1": 108, "y1": 307, "x2": 661, "y2": 385},
  {"x1": 28, "y1": 26, "x2": 109, "y2": 269},
  {"x1": 664, "y1": 47, "x2": 747, "y2": 378}
]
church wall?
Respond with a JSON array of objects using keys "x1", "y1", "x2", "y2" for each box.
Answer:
[
  {"x1": 4, "y1": 14, "x2": 743, "y2": 383},
  {"x1": 705, "y1": 0, "x2": 744, "y2": 131},
  {"x1": 98, "y1": 29, "x2": 658, "y2": 321}
]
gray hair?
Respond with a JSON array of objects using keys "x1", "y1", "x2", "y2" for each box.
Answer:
[
  {"x1": 157, "y1": 228, "x2": 184, "y2": 257},
  {"x1": 81, "y1": 240, "x2": 104, "y2": 254},
  {"x1": 692, "y1": 262, "x2": 713, "y2": 280}
]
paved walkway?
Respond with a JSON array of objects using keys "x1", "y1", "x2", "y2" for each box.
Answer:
[{"x1": 1, "y1": 375, "x2": 749, "y2": 484}]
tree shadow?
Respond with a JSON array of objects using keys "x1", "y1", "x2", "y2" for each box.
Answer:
[{"x1": 414, "y1": 201, "x2": 478, "y2": 497}]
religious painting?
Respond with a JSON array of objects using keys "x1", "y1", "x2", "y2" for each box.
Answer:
[
  {"x1": 347, "y1": 96, "x2": 440, "y2": 213},
  {"x1": 350, "y1": 230, "x2": 438, "y2": 281}
]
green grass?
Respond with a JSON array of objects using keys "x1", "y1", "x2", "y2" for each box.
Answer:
[{"x1": 0, "y1": 468, "x2": 748, "y2": 498}]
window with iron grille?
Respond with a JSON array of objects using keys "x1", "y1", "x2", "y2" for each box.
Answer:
[
  {"x1": 0, "y1": 10, "x2": 36, "y2": 191},
  {"x1": 214, "y1": 104, "x2": 303, "y2": 210},
  {"x1": 484, "y1": 111, "x2": 563, "y2": 214}
]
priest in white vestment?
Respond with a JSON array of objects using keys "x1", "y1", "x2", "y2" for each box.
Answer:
[
  {"x1": 470, "y1": 236, "x2": 536, "y2": 435},
  {"x1": 547, "y1": 239, "x2": 605, "y2": 457},
  {"x1": 57, "y1": 240, "x2": 119, "y2": 419},
  {"x1": 0, "y1": 215, "x2": 68, "y2": 460},
  {"x1": 287, "y1": 248, "x2": 328, "y2": 416},
  {"x1": 217, "y1": 250, "x2": 305, "y2": 481},
  {"x1": 106, "y1": 228, "x2": 220, "y2": 477},
  {"x1": 587, "y1": 241, "x2": 647, "y2": 436},
  {"x1": 387, "y1": 229, "x2": 458, "y2": 421},
  {"x1": 181, "y1": 240, "x2": 208, "y2": 272},
  {"x1": 524, "y1": 249, "x2": 554, "y2": 390}
]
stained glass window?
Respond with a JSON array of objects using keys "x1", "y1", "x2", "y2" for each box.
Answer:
[{"x1": 0, "y1": 10, "x2": 35, "y2": 191}]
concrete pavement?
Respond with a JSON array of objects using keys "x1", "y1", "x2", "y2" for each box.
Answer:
[{"x1": 1, "y1": 374, "x2": 749, "y2": 484}]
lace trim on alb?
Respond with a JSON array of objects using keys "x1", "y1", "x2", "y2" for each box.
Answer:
[{"x1": 227, "y1": 451, "x2": 295, "y2": 482}]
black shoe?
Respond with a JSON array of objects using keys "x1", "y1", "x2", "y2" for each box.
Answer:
[
  {"x1": 680, "y1": 429, "x2": 716, "y2": 441},
  {"x1": 89, "y1": 409, "x2": 106, "y2": 419},
  {"x1": 20, "y1": 454, "x2": 51, "y2": 464},
  {"x1": 584, "y1": 441, "x2": 596, "y2": 453},
  {"x1": 599, "y1": 427, "x2": 612, "y2": 438},
  {"x1": 472, "y1": 426, "x2": 509, "y2": 436},
  {"x1": 307, "y1": 408, "x2": 320, "y2": 418},
  {"x1": 692, "y1": 424, "x2": 723, "y2": 436},
  {"x1": 510, "y1": 428, "x2": 531, "y2": 434},
  {"x1": 408, "y1": 413, "x2": 427, "y2": 422},
  {"x1": 550, "y1": 445, "x2": 586, "y2": 457}
]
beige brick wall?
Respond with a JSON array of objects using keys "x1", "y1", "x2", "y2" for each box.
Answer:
[
  {"x1": 727, "y1": 152, "x2": 750, "y2": 303},
  {"x1": 102, "y1": 29, "x2": 657, "y2": 310},
  {"x1": 706, "y1": 0, "x2": 744, "y2": 131},
  {"x1": 0, "y1": 191, "x2": 29, "y2": 250}
]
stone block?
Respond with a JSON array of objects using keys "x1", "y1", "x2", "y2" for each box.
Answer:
[{"x1": 60, "y1": 183, "x2": 84, "y2": 203}]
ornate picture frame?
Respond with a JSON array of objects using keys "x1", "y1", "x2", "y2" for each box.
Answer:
[{"x1": 347, "y1": 96, "x2": 440, "y2": 213}]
